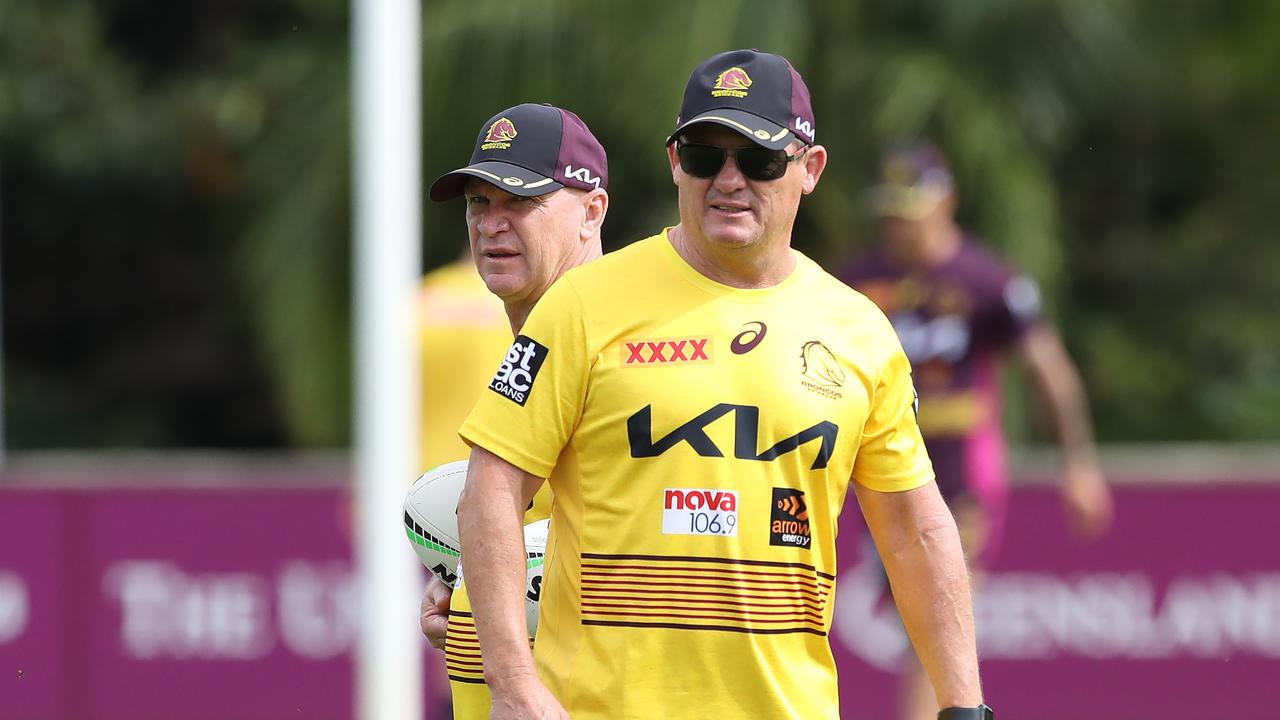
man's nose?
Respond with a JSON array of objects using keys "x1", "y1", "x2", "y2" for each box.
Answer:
[
  {"x1": 477, "y1": 206, "x2": 509, "y2": 236},
  {"x1": 712, "y1": 152, "x2": 748, "y2": 192}
]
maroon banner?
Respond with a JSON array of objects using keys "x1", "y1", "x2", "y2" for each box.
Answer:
[
  {"x1": 2, "y1": 479, "x2": 1278, "y2": 718},
  {"x1": 0, "y1": 488, "x2": 449, "y2": 720},
  {"x1": 831, "y1": 484, "x2": 1280, "y2": 719},
  {"x1": 0, "y1": 493, "x2": 63, "y2": 719}
]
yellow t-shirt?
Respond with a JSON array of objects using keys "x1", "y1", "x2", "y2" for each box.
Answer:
[
  {"x1": 445, "y1": 488, "x2": 555, "y2": 718},
  {"x1": 418, "y1": 260, "x2": 515, "y2": 470},
  {"x1": 444, "y1": 521, "x2": 551, "y2": 717},
  {"x1": 418, "y1": 259, "x2": 553, "y2": 717},
  {"x1": 459, "y1": 231, "x2": 933, "y2": 720}
]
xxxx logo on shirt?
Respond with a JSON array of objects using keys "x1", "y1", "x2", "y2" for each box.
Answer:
[{"x1": 621, "y1": 336, "x2": 712, "y2": 366}]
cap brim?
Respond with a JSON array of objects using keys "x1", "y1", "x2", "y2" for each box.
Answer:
[
  {"x1": 666, "y1": 109, "x2": 797, "y2": 151},
  {"x1": 428, "y1": 160, "x2": 564, "y2": 202},
  {"x1": 866, "y1": 185, "x2": 946, "y2": 220}
]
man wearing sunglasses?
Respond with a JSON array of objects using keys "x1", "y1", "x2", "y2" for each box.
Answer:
[{"x1": 456, "y1": 50, "x2": 990, "y2": 720}]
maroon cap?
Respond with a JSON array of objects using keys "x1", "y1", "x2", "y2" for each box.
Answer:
[
  {"x1": 667, "y1": 49, "x2": 816, "y2": 151},
  {"x1": 429, "y1": 103, "x2": 608, "y2": 202},
  {"x1": 867, "y1": 142, "x2": 955, "y2": 219}
]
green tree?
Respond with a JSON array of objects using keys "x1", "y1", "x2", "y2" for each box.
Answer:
[{"x1": 5, "y1": 0, "x2": 1279, "y2": 447}]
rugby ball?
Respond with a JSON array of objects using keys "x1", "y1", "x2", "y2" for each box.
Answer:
[
  {"x1": 456, "y1": 518, "x2": 549, "y2": 639},
  {"x1": 403, "y1": 460, "x2": 468, "y2": 585},
  {"x1": 522, "y1": 519, "x2": 549, "y2": 639}
]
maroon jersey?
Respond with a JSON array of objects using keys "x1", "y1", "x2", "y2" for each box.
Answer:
[{"x1": 839, "y1": 237, "x2": 1042, "y2": 502}]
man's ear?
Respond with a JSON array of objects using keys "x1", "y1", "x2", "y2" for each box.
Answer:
[
  {"x1": 800, "y1": 144, "x2": 828, "y2": 195},
  {"x1": 667, "y1": 143, "x2": 682, "y2": 185},
  {"x1": 580, "y1": 188, "x2": 609, "y2": 240}
]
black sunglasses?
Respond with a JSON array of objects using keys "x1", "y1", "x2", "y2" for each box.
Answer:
[{"x1": 676, "y1": 142, "x2": 808, "y2": 181}]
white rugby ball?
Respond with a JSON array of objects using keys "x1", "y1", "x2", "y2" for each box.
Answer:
[
  {"x1": 456, "y1": 518, "x2": 549, "y2": 639},
  {"x1": 403, "y1": 460, "x2": 467, "y2": 584},
  {"x1": 522, "y1": 519, "x2": 549, "y2": 639}
]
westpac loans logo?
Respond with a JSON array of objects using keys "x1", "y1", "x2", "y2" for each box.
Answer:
[
  {"x1": 800, "y1": 340, "x2": 845, "y2": 400},
  {"x1": 712, "y1": 67, "x2": 752, "y2": 98},
  {"x1": 489, "y1": 335, "x2": 548, "y2": 406},
  {"x1": 563, "y1": 164, "x2": 602, "y2": 189},
  {"x1": 481, "y1": 117, "x2": 518, "y2": 150},
  {"x1": 622, "y1": 337, "x2": 711, "y2": 366},
  {"x1": 770, "y1": 488, "x2": 810, "y2": 549}
]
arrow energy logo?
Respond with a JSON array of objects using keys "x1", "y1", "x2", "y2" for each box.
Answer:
[{"x1": 770, "y1": 488, "x2": 811, "y2": 549}]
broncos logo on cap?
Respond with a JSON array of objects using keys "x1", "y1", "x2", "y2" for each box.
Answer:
[
  {"x1": 485, "y1": 118, "x2": 518, "y2": 143},
  {"x1": 713, "y1": 67, "x2": 753, "y2": 93}
]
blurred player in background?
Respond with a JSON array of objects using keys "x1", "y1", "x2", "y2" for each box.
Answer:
[
  {"x1": 418, "y1": 253, "x2": 513, "y2": 470},
  {"x1": 420, "y1": 101, "x2": 609, "y2": 719},
  {"x1": 839, "y1": 142, "x2": 1113, "y2": 720},
  {"x1": 457, "y1": 50, "x2": 990, "y2": 720}
]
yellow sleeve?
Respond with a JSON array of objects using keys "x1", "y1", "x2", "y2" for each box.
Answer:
[
  {"x1": 459, "y1": 278, "x2": 589, "y2": 478},
  {"x1": 851, "y1": 335, "x2": 935, "y2": 492}
]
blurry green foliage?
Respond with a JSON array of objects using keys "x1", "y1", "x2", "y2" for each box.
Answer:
[{"x1": 1, "y1": 0, "x2": 1277, "y2": 446}]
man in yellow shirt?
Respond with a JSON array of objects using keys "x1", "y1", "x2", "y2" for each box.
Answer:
[
  {"x1": 457, "y1": 50, "x2": 991, "y2": 720},
  {"x1": 416, "y1": 249, "x2": 517, "y2": 718},
  {"x1": 418, "y1": 101, "x2": 609, "y2": 718},
  {"x1": 418, "y1": 252, "x2": 514, "y2": 471}
]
